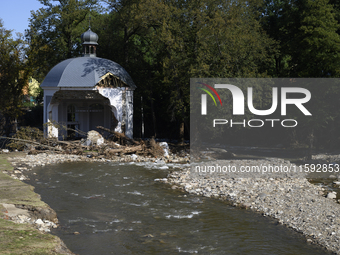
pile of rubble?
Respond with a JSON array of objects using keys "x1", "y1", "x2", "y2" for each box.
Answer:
[{"x1": 0, "y1": 126, "x2": 187, "y2": 161}]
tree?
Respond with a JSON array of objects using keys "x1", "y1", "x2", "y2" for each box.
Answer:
[
  {"x1": 154, "y1": 0, "x2": 275, "y2": 142},
  {"x1": 101, "y1": 0, "x2": 172, "y2": 138},
  {"x1": 99, "y1": 0, "x2": 275, "y2": 140},
  {"x1": 291, "y1": 0, "x2": 340, "y2": 77},
  {"x1": 259, "y1": 0, "x2": 289, "y2": 77},
  {"x1": 26, "y1": 0, "x2": 101, "y2": 82},
  {"x1": 0, "y1": 19, "x2": 31, "y2": 135},
  {"x1": 261, "y1": 0, "x2": 340, "y2": 77}
]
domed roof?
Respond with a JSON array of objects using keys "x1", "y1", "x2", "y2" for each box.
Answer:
[
  {"x1": 81, "y1": 28, "x2": 98, "y2": 45},
  {"x1": 40, "y1": 57, "x2": 136, "y2": 89}
]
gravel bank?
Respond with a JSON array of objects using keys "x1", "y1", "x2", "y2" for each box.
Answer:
[
  {"x1": 165, "y1": 159, "x2": 340, "y2": 254},
  {"x1": 5, "y1": 152, "x2": 189, "y2": 179}
]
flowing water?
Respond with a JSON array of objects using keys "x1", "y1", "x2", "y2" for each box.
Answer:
[{"x1": 26, "y1": 161, "x2": 331, "y2": 255}]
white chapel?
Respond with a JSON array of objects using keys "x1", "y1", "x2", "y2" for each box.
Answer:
[{"x1": 40, "y1": 27, "x2": 136, "y2": 139}]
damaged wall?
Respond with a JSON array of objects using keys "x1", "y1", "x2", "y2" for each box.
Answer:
[
  {"x1": 43, "y1": 88, "x2": 134, "y2": 139},
  {"x1": 97, "y1": 87, "x2": 134, "y2": 138}
]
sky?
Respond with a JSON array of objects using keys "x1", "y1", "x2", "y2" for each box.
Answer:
[
  {"x1": 0, "y1": 0, "x2": 45, "y2": 37},
  {"x1": 0, "y1": 0, "x2": 108, "y2": 38}
]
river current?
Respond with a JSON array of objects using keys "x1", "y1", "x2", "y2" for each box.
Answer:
[{"x1": 26, "y1": 161, "x2": 331, "y2": 254}]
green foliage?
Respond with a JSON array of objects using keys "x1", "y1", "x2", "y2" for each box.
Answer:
[
  {"x1": 26, "y1": 0, "x2": 101, "y2": 81},
  {"x1": 261, "y1": 0, "x2": 340, "y2": 77},
  {"x1": 22, "y1": 0, "x2": 340, "y2": 147},
  {"x1": 98, "y1": 0, "x2": 275, "y2": 138},
  {"x1": 291, "y1": 0, "x2": 340, "y2": 77},
  {"x1": 0, "y1": 19, "x2": 30, "y2": 134}
]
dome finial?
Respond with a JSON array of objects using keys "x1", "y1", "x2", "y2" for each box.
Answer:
[{"x1": 81, "y1": 23, "x2": 98, "y2": 57}]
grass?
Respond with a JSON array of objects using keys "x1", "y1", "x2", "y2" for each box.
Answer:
[
  {"x1": 0, "y1": 218, "x2": 61, "y2": 255},
  {"x1": 0, "y1": 155, "x2": 46, "y2": 207},
  {"x1": 0, "y1": 154, "x2": 14, "y2": 172}
]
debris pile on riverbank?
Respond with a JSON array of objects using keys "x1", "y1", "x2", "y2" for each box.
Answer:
[
  {"x1": 0, "y1": 126, "x2": 189, "y2": 161},
  {"x1": 165, "y1": 159, "x2": 340, "y2": 254}
]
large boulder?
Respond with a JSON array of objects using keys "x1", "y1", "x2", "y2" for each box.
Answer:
[
  {"x1": 159, "y1": 142, "x2": 170, "y2": 158},
  {"x1": 86, "y1": 130, "x2": 104, "y2": 146}
]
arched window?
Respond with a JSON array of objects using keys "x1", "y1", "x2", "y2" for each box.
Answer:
[{"x1": 67, "y1": 105, "x2": 76, "y2": 122}]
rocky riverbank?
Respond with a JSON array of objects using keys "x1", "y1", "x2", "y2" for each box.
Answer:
[
  {"x1": 164, "y1": 158, "x2": 340, "y2": 255},
  {"x1": 5, "y1": 149, "x2": 339, "y2": 254},
  {"x1": 0, "y1": 152, "x2": 73, "y2": 254},
  {"x1": 4, "y1": 150, "x2": 189, "y2": 180}
]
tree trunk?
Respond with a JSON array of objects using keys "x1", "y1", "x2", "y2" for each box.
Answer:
[
  {"x1": 150, "y1": 96, "x2": 157, "y2": 138},
  {"x1": 4, "y1": 116, "x2": 12, "y2": 137},
  {"x1": 124, "y1": 26, "x2": 129, "y2": 66},
  {"x1": 179, "y1": 121, "x2": 184, "y2": 144}
]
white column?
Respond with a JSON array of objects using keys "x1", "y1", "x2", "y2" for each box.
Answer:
[
  {"x1": 47, "y1": 103, "x2": 59, "y2": 138},
  {"x1": 126, "y1": 89, "x2": 134, "y2": 138}
]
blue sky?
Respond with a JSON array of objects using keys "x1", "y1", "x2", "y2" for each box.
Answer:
[
  {"x1": 0, "y1": 0, "x2": 108, "y2": 38},
  {"x1": 0, "y1": 0, "x2": 45, "y2": 37}
]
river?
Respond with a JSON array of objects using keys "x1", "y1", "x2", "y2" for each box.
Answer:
[{"x1": 26, "y1": 161, "x2": 331, "y2": 254}]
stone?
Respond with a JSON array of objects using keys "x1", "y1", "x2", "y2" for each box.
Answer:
[
  {"x1": 35, "y1": 219, "x2": 44, "y2": 225},
  {"x1": 143, "y1": 234, "x2": 154, "y2": 238},
  {"x1": 257, "y1": 193, "x2": 268, "y2": 198},
  {"x1": 154, "y1": 159, "x2": 166, "y2": 164},
  {"x1": 87, "y1": 130, "x2": 104, "y2": 146},
  {"x1": 97, "y1": 137, "x2": 104, "y2": 146},
  {"x1": 43, "y1": 220, "x2": 55, "y2": 227},
  {"x1": 327, "y1": 192, "x2": 337, "y2": 199},
  {"x1": 39, "y1": 227, "x2": 50, "y2": 232},
  {"x1": 82, "y1": 139, "x2": 92, "y2": 146},
  {"x1": 18, "y1": 215, "x2": 29, "y2": 221},
  {"x1": 159, "y1": 142, "x2": 169, "y2": 157},
  {"x1": 130, "y1": 154, "x2": 138, "y2": 161}
]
